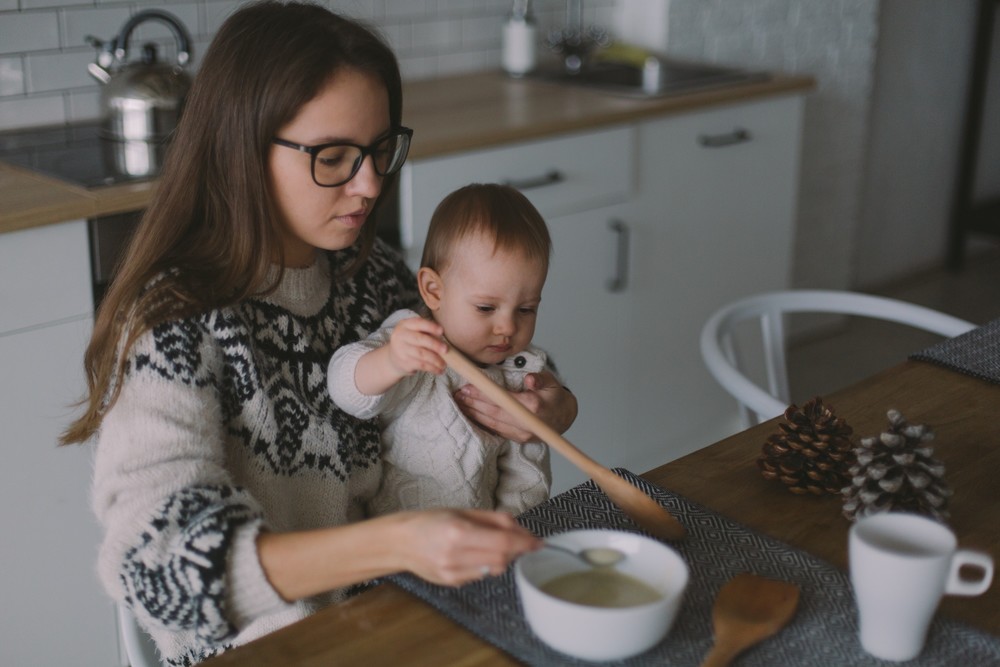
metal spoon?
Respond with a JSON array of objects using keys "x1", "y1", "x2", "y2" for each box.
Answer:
[
  {"x1": 442, "y1": 345, "x2": 686, "y2": 542},
  {"x1": 543, "y1": 543, "x2": 626, "y2": 568}
]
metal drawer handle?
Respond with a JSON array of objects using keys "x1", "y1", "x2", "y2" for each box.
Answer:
[
  {"x1": 606, "y1": 218, "x2": 630, "y2": 293},
  {"x1": 502, "y1": 169, "x2": 564, "y2": 191},
  {"x1": 698, "y1": 127, "x2": 752, "y2": 148}
]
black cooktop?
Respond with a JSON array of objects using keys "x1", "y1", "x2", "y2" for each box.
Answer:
[{"x1": 0, "y1": 121, "x2": 150, "y2": 188}]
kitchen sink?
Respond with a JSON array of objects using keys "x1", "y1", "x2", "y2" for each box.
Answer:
[{"x1": 529, "y1": 58, "x2": 769, "y2": 99}]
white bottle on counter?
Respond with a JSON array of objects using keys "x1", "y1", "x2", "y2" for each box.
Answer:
[{"x1": 502, "y1": 0, "x2": 537, "y2": 77}]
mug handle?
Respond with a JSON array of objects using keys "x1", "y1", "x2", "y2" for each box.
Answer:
[{"x1": 946, "y1": 550, "x2": 994, "y2": 596}]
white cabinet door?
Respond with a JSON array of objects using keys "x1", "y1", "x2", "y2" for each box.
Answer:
[
  {"x1": 399, "y1": 126, "x2": 634, "y2": 270},
  {"x1": 0, "y1": 219, "x2": 92, "y2": 333},
  {"x1": 533, "y1": 204, "x2": 632, "y2": 494},
  {"x1": 0, "y1": 316, "x2": 120, "y2": 666},
  {"x1": 625, "y1": 95, "x2": 804, "y2": 464},
  {"x1": 0, "y1": 219, "x2": 118, "y2": 665}
]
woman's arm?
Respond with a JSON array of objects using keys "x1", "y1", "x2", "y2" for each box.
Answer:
[
  {"x1": 455, "y1": 369, "x2": 578, "y2": 443},
  {"x1": 257, "y1": 508, "x2": 541, "y2": 600}
]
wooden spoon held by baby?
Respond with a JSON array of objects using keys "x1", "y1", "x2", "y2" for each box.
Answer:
[
  {"x1": 699, "y1": 573, "x2": 800, "y2": 667},
  {"x1": 442, "y1": 345, "x2": 685, "y2": 542}
]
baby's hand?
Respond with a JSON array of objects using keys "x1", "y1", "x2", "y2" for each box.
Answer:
[{"x1": 387, "y1": 317, "x2": 447, "y2": 377}]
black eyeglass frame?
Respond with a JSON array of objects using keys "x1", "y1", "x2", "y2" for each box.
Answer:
[{"x1": 272, "y1": 126, "x2": 414, "y2": 187}]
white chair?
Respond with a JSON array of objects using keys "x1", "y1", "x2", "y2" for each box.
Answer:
[
  {"x1": 118, "y1": 603, "x2": 163, "y2": 667},
  {"x1": 700, "y1": 290, "x2": 976, "y2": 427}
]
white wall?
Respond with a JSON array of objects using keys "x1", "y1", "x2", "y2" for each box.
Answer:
[{"x1": 855, "y1": 0, "x2": 978, "y2": 287}]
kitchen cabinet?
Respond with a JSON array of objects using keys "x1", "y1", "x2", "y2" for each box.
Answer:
[
  {"x1": 399, "y1": 126, "x2": 634, "y2": 268},
  {"x1": 400, "y1": 93, "x2": 804, "y2": 494},
  {"x1": 0, "y1": 221, "x2": 119, "y2": 665},
  {"x1": 400, "y1": 127, "x2": 636, "y2": 492},
  {"x1": 624, "y1": 94, "x2": 805, "y2": 470},
  {"x1": 534, "y1": 203, "x2": 632, "y2": 491}
]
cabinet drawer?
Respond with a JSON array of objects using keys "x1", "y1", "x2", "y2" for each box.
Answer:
[
  {"x1": 400, "y1": 126, "x2": 635, "y2": 268},
  {"x1": 0, "y1": 219, "x2": 92, "y2": 334},
  {"x1": 638, "y1": 96, "x2": 803, "y2": 223}
]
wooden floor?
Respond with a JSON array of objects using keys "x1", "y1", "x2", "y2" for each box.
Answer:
[{"x1": 787, "y1": 245, "x2": 1000, "y2": 404}]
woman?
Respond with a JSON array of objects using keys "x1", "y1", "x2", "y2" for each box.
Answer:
[{"x1": 61, "y1": 2, "x2": 576, "y2": 664}]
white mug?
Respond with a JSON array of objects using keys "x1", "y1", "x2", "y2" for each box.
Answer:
[{"x1": 849, "y1": 512, "x2": 994, "y2": 662}]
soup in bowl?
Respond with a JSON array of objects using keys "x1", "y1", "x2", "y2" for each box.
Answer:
[{"x1": 514, "y1": 529, "x2": 689, "y2": 661}]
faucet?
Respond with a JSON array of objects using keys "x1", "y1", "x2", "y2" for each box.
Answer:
[{"x1": 546, "y1": 0, "x2": 609, "y2": 74}]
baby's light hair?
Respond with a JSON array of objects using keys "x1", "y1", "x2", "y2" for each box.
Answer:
[{"x1": 420, "y1": 183, "x2": 551, "y2": 275}]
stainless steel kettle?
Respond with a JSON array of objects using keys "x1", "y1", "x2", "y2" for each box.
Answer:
[{"x1": 86, "y1": 10, "x2": 192, "y2": 178}]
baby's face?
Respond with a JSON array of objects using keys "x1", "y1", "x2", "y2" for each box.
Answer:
[{"x1": 434, "y1": 233, "x2": 546, "y2": 366}]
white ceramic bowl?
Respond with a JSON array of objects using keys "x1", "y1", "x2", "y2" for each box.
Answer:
[{"x1": 514, "y1": 529, "x2": 689, "y2": 661}]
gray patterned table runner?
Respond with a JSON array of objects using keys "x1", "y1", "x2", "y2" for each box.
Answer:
[
  {"x1": 910, "y1": 317, "x2": 1000, "y2": 385},
  {"x1": 388, "y1": 469, "x2": 1000, "y2": 666}
]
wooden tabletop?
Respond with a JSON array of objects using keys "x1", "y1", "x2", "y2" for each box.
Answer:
[{"x1": 205, "y1": 359, "x2": 999, "y2": 666}]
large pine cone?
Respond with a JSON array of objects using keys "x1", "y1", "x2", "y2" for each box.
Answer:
[
  {"x1": 842, "y1": 409, "x2": 951, "y2": 522},
  {"x1": 758, "y1": 397, "x2": 856, "y2": 495}
]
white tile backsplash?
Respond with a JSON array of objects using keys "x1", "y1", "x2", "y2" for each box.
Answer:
[
  {"x1": 25, "y1": 50, "x2": 94, "y2": 93},
  {"x1": 0, "y1": 91, "x2": 65, "y2": 129},
  {"x1": 20, "y1": 0, "x2": 91, "y2": 10},
  {"x1": 0, "y1": 57, "x2": 25, "y2": 96},
  {"x1": 0, "y1": 0, "x2": 616, "y2": 131},
  {"x1": 0, "y1": 12, "x2": 61, "y2": 56},
  {"x1": 62, "y1": 6, "x2": 134, "y2": 50}
]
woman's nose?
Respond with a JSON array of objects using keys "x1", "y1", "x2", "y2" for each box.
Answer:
[{"x1": 346, "y1": 155, "x2": 382, "y2": 199}]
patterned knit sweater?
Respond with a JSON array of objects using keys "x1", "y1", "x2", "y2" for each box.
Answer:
[
  {"x1": 328, "y1": 308, "x2": 551, "y2": 516},
  {"x1": 91, "y1": 240, "x2": 418, "y2": 666}
]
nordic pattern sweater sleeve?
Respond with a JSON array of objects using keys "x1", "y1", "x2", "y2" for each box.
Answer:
[
  {"x1": 91, "y1": 241, "x2": 419, "y2": 666},
  {"x1": 93, "y1": 315, "x2": 286, "y2": 657}
]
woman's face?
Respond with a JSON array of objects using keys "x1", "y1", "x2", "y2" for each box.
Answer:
[{"x1": 269, "y1": 67, "x2": 390, "y2": 268}]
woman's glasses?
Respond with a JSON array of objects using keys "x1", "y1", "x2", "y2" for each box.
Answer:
[{"x1": 272, "y1": 127, "x2": 413, "y2": 187}]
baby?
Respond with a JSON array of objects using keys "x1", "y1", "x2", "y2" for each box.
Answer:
[{"x1": 328, "y1": 183, "x2": 555, "y2": 515}]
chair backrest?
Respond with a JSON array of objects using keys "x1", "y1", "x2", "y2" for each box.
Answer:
[
  {"x1": 700, "y1": 290, "x2": 976, "y2": 427},
  {"x1": 118, "y1": 603, "x2": 163, "y2": 667}
]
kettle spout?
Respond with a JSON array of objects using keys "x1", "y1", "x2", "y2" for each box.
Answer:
[
  {"x1": 84, "y1": 34, "x2": 114, "y2": 84},
  {"x1": 88, "y1": 62, "x2": 112, "y2": 84}
]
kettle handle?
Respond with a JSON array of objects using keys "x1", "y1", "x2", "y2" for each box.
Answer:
[{"x1": 113, "y1": 9, "x2": 192, "y2": 68}]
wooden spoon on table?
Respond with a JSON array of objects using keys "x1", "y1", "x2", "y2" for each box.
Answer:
[
  {"x1": 442, "y1": 346, "x2": 685, "y2": 542},
  {"x1": 699, "y1": 573, "x2": 800, "y2": 667}
]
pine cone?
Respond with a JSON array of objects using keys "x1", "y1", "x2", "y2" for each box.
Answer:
[
  {"x1": 757, "y1": 397, "x2": 856, "y2": 495},
  {"x1": 842, "y1": 409, "x2": 952, "y2": 521}
]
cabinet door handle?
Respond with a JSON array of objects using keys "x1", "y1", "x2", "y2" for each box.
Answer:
[
  {"x1": 606, "y1": 218, "x2": 630, "y2": 293},
  {"x1": 502, "y1": 169, "x2": 564, "y2": 191},
  {"x1": 698, "y1": 127, "x2": 751, "y2": 148}
]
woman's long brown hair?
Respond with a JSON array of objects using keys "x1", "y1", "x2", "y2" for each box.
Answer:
[{"x1": 61, "y1": 1, "x2": 403, "y2": 444}]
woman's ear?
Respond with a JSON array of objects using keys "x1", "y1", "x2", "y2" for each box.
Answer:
[{"x1": 417, "y1": 267, "x2": 443, "y2": 310}]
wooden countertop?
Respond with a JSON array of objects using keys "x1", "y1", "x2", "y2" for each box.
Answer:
[
  {"x1": 0, "y1": 162, "x2": 158, "y2": 234},
  {"x1": 0, "y1": 70, "x2": 813, "y2": 235}
]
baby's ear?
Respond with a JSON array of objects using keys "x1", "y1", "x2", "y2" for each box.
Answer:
[{"x1": 417, "y1": 267, "x2": 443, "y2": 310}]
